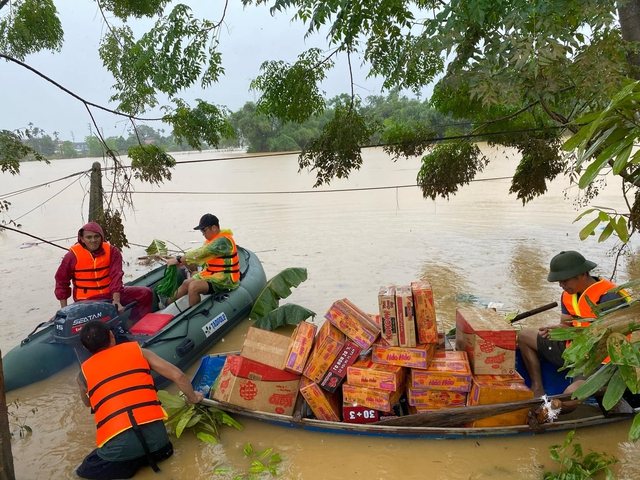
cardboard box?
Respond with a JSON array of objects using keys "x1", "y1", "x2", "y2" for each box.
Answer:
[
  {"x1": 408, "y1": 404, "x2": 464, "y2": 414},
  {"x1": 477, "y1": 372, "x2": 525, "y2": 384},
  {"x1": 324, "y1": 299, "x2": 381, "y2": 350},
  {"x1": 343, "y1": 403, "x2": 403, "y2": 424},
  {"x1": 406, "y1": 387, "x2": 467, "y2": 407},
  {"x1": 378, "y1": 286, "x2": 399, "y2": 346},
  {"x1": 372, "y1": 341, "x2": 436, "y2": 369},
  {"x1": 411, "y1": 350, "x2": 472, "y2": 392},
  {"x1": 467, "y1": 377, "x2": 533, "y2": 427},
  {"x1": 213, "y1": 355, "x2": 300, "y2": 415},
  {"x1": 319, "y1": 340, "x2": 361, "y2": 393},
  {"x1": 395, "y1": 285, "x2": 417, "y2": 347},
  {"x1": 303, "y1": 321, "x2": 346, "y2": 383},
  {"x1": 347, "y1": 356, "x2": 405, "y2": 391},
  {"x1": 411, "y1": 281, "x2": 438, "y2": 344},
  {"x1": 241, "y1": 327, "x2": 291, "y2": 370},
  {"x1": 299, "y1": 376, "x2": 342, "y2": 422},
  {"x1": 455, "y1": 307, "x2": 517, "y2": 375},
  {"x1": 283, "y1": 321, "x2": 317, "y2": 374},
  {"x1": 342, "y1": 383, "x2": 403, "y2": 413}
]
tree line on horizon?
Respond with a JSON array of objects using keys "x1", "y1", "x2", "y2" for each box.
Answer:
[{"x1": 19, "y1": 91, "x2": 464, "y2": 159}]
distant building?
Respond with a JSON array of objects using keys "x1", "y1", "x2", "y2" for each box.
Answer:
[{"x1": 73, "y1": 142, "x2": 88, "y2": 153}]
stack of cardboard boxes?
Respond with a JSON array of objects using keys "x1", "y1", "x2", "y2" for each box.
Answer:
[{"x1": 210, "y1": 281, "x2": 534, "y2": 428}]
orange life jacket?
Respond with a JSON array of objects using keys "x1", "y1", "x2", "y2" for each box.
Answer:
[
  {"x1": 70, "y1": 242, "x2": 112, "y2": 300},
  {"x1": 562, "y1": 278, "x2": 631, "y2": 360},
  {"x1": 201, "y1": 232, "x2": 240, "y2": 282},
  {"x1": 81, "y1": 342, "x2": 166, "y2": 448},
  {"x1": 562, "y1": 278, "x2": 629, "y2": 327}
]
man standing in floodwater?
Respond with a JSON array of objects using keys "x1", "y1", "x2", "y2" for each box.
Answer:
[{"x1": 518, "y1": 251, "x2": 629, "y2": 400}]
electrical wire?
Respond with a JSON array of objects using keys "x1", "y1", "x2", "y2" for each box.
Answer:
[{"x1": 13, "y1": 175, "x2": 85, "y2": 221}]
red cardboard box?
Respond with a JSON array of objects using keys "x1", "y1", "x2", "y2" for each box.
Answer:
[
  {"x1": 299, "y1": 376, "x2": 342, "y2": 422},
  {"x1": 213, "y1": 355, "x2": 300, "y2": 415},
  {"x1": 411, "y1": 350, "x2": 472, "y2": 392},
  {"x1": 395, "y1": 285, "x2": 417, "y2": 347},
  {"x1": 372, "y1": 341, "x2": 436, "y2": 369},
  {"x1": 342, "y1": 383, "x2": 403, "y2": 413},
  {"x1": 411, "y1": 281, "x2": 438, "y2": 344},
  {"x1": 241, "y1": 327, "x2": 291, "y2": 370},
  {"x1": 347, "y1": 356, "x2": 405, "y2": 391},
  {"x1": 455, "y1": 307, "x2": 516, "y2": 375},
  {"x1": 283, "y1": 321, "x2": 317, "y2": 374},
  {"x1": 303, "y1": 321, "x2": 345, "y2": 383},
  {"x1": 319, "y1": 340, "x2": 361, "y2": 393},
  {"x1": 378, "y1": 286, "x2": 399, "y2": 346},
  {"x1": 324, "y1": 299, "x2": 380, "y2": 350},
  {"x1": 343, "y1": 403, "x2": 404, "y2": 424}
]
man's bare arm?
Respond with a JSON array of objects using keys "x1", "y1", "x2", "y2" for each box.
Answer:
[
  {"x1": 76, "y1": 375, "x2": 91, "y2": 407},
  {"x1": 141, "y1": 349, "x2": 204, "y2": 404}
]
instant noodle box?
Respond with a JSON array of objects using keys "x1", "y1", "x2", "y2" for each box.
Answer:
[
  {"x1": 299, "y1": 376, "x2": 342, "y2": 422},
  {"x1": 411, "y1": 281, "x2": 438, "y2": 344},
  {"x1": 372, "y1": 341, "x2": 436, "y2": 369},
  {"x1": 319, "y1": 340, "x2": 361, "y2": 393},
  {"x1": 410, "y1": 350, "x2": 472, "y2": 392},
  {"x1": 378, "y1": 285, "x2": 399, "y2": 346},
  {"x1": 303, "y1": 321, "x2": 346, "y2": 383},
  {"x1": 455, "y1": 307, "x2": 517, "y2": 375},
  {"x1": 467, "y1": 377, "x2": 534, "y2": 427},
  {"x1": 347, "y1": 355, "x2": 405, "y2": 391},
  {"x1": 342, "y1": 383, "x2": 403, "y2": 412},
  {"x1": 241, "y1": 327, "x2": 291, "y2": 370},
  {"x1": 477, "y1": 372, "x2": 525, "y2": 383},
  {"x1": 406, "y1": 387, "x2": 467, "y2": 408},
  {"x1": 213, "y1": 355, "x2": 300, "y2": 416},
  {"x1": 283, "y1": 321, "x2": 317, "y2": 375},
  {"x1": 395, "y1": 285, "x2": 417, "y2": 347},
  {"x1": 324, "y1": 299, "x2": 381, "y2": 350}
]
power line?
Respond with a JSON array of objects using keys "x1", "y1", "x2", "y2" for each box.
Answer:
[
  {"x1": 122, "y1": 176, "x2": 514, "y2": 196},
  {"x1": 0, "y1": 169, "x2": 90, "y2": 200},
  {"x1": 13, "y1": 175, "x2": 84, "y2": 221}
]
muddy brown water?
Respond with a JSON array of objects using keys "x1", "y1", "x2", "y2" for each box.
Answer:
[{"x1": 2, "y1": 146, "x2": 640, "y2": 479}]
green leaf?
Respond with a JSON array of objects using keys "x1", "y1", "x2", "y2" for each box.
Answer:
[
  {"x1": 269, "y1": 453, "x2": 282, "y2": 463},
  {"x1": 611, "y1": 216, "x2": 630, "y2": 243},
  {"x1": 158, "y1": 390, "x2": 187, "y2": 409},
  {"x1": 146, "y1": 238, "x2": 168, "y2": 255},
  {"x1": 607, "y1": 333, "x2": 640, "y2": 366},
  {"x1": 252, "y1": 303, "x2": 316, "y2": 331},
  {"x1": 257, "y1": 448, "x2": 273, "y2": 460},
  {"x1": 175, "y1": 406, "x2": 195, "y2": 438},
  {"x1": 598, "y1": 222, "x2": 614, "y2": 243},
  {"x1": 249, "y1": 268, "x2": 308, "y2": 320},
  {"x1": 219, "y1": 411, "x2": 243, "y2": 430},
  {"x1": 612, "y1": 142, "x2": 634, "y2": 175},
  {"x1": 579, "y1": 217, "x2": 601, "y2": 240},
  {"x1": 244, "y1": 443, "x2": 253, "y2": 457},
  {"x1": 197, "y1": 432, "x2": 218, "y2": 444},
  {"x1": 629, "y1": 413, "x2": 640, "y2": 441},
  {"x1": 249, "y1": 460, "x2": 267, "y2": 473},
  {"x1": 602, "y1": 369, "x2": 626, "y2": 411},
  {"x1": 572, "y1": 362, "x2": 615, "y2": 400},
  {"x1": 573, "y1": 208, "x2": 597, "y2": 223}
]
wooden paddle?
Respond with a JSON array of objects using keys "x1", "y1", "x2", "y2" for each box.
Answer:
[
  {"x1": 375, "y1": 393, "x2": 572, "y2": 427},
  {"x1": 509, "y1": 301, "x2": 558, "y2": 323}
]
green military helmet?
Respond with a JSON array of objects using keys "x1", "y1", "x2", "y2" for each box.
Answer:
[{"x1": 547, "y1": 251, "x2": 597, "y2": 282}]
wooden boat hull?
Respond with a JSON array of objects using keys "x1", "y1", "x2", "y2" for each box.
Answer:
[
  {"x1": 2, "y1": 247, "x2": 266, "y2": 392},
  {"x1": 193, "y1": 354, "x2": 638, "y2": 439}
]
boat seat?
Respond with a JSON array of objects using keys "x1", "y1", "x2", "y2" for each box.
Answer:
[{"x1": 130, "y1": 312, "x2": 174, "y2": 335}]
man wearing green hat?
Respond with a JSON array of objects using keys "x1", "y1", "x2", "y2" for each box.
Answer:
[{"x1": 518, "y1": 251, "x2": 629, "y2": 399}]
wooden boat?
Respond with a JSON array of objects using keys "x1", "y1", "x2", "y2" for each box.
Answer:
[
  {"x1": 193, "y1": 353, "x2": 639, "y2": 439},
  {"x1": 1, "y1": 246, "x2": 266, "y2": 392}
]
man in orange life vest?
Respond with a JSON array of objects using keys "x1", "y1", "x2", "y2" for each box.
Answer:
[
  {"x1": 54, "y1": 222, "x2": 153, "y2": 329},
  {"x1": 518, "y1": 251, "x2": 629, "y2": 399},
  {"x1": 166, "y1": 214, "x2": 240, "y2": 307},
  {"x1": 76, "y1": 320, "x2": 203, "y2": 479}
]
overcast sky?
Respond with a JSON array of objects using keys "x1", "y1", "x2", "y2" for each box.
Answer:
[{"x1": 1, "y1": 1, "x2": 427, "y2": 142}]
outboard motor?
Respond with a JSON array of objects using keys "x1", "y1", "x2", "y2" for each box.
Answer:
[{"x1": 52, "y1": 302, "x2": 121, "y2": 361}]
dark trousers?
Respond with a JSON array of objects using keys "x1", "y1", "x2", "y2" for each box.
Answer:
[
  {"x1": 76, "y1": 441, "x2": 173, "y2": 480},
  {"x1": 89, "y1": 286, "x2": 153, "y2": 322}
]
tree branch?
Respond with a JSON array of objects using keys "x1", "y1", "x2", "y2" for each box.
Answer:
[{"x1": 0, "y1": 54, "x2": 164, "y2": 122}]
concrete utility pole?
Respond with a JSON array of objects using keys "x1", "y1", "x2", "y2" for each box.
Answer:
[
  {"x1": 88, "y1": 162, "x2": 104, "y2": 222},
  {"x1": 0, "y1": 351, "x2": 17, "y2": 480}
]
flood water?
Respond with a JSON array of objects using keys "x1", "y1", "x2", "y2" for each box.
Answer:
[{"x1": 2, "y1": 145, "x2": 640, "y2": 479}]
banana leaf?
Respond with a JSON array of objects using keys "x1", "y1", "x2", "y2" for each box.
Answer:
[
  {"x1": 252, "y1": 303, "x2": 316, "y2": 331},
  {"x1": 146, "y1": 239, "x2": 168, "y2": 255},
  {"x1": 156, "y1": 265, "x2": 179, "y2": 298},
  {"x1": 249, "y1": 268, "x2": 307, "y2": 320}
]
